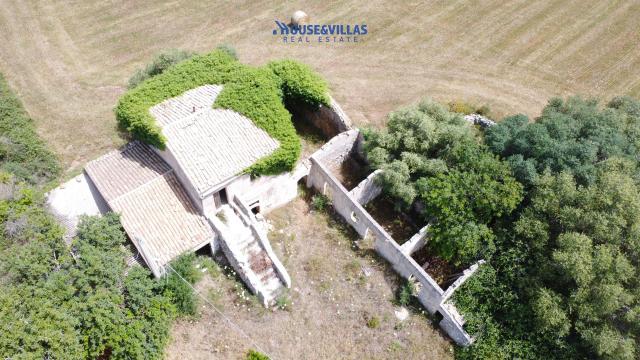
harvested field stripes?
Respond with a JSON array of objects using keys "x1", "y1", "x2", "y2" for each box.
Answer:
[{"x1": 2, "y1": 1, "x2": 640, "y2": 173}]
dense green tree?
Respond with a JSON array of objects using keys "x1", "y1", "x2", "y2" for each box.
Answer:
[
  {"x1": 485, "y1": 96, "x2": 640, "y2": 187},
  {"x1": 364, "y1": 99, "x2": 522, "y2": 264},
  {"x1": 456, "y1": 96, "x2": 640, "y2": 360},
  {"x1": 0, "y1": 191, "x2": 183, "y2": 359}
]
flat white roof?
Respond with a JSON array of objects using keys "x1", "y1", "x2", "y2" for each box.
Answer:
[{"x1": 149, "y1": 85, "x2": 280, "y2": 195}]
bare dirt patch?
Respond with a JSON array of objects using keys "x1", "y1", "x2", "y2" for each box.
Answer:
[
  {"x1": 411, "y1": 245, "x2": 463, "y2": 289},
  {"x1": 364, "y1": 196, "x2": 424, "y2": 244},
  {"x1": 166, "y1": 193, "x2": 453, "y2": 360}
]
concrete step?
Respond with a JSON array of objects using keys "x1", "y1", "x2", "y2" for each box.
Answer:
[
  {"x1": 258, "y1": 267, "x2": 276, "y2": 282},
  {"x1": 212, "y1": 203, "x2": 289, "y2": 307}
]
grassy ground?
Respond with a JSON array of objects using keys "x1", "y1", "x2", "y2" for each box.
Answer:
[
  {"x1": 166, "y1": 194, "x2": 453, "y2": 359},
  {"x1": 1, "y1": 1, "x2": 639, "y2": 174}
]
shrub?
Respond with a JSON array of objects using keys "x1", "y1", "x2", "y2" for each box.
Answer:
[
  {"x1": 311, "y1": 194, "x2": 330, "y2": 211},
  {"x1": 216, "y1": 43, "x2": 237, "y2": 60},
  {"x1": 163, "y1": 253, "x2": 200, "y2": 316},
  {"x1": 397, "y1": 277, "x2": 419, "y2": 306},
  {"x1": 275, "y1": 291, "x2": 292, "y2": 311},
  {"x1": 247, "y1": 349, "x2": 270, "y2": 360},
  {"x1": 267, "y1": 59, "x2": 331, "y2": 108},
  {"x1": 0, "y1": 74, "x2": 60, "y2": 185},
  {"x1": 127, "y1": 49, "x2": 196, "y2": 89},
  {"x1": 448, "y1": 100, "x2": 475, "y2": 115},
  {"x1": 115, "y1": 49, "x2": 332, "y2": 176},
  {"x1": 366, "y1": 315, "x2": 381, "y2": 329},
  {"x1": 448, "y1": 100, "x2": 492, "y2": 118}
]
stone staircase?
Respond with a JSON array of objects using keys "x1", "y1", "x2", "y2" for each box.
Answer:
[{"x1": 208, "y1": 202, "x2": 289, "y2": 306}]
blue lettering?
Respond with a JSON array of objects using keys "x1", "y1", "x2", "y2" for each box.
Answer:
[{"x1": 275, "y1": 20, "x2": 289, "y2": 35}]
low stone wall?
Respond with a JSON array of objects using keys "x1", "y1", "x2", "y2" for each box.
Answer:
[
  {"x1": 290, "y1": 96, "x2": 352, "y2": 139},
  {"x1": 312, "y1": 129, "x2": 361, "y2": 168},
  {"x1": 400, "y1": 225, "x2": 430, "y2": 256},
  {"x1": 349, "y1": 169, "x2": 382, "y2": 206},
  {"x1": 441, "y1": 260, "x2": 485, "y2": 303}
]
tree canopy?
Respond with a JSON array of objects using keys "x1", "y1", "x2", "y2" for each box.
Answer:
[
  {"x1": 364, "y1": 99, "x2": 522, "y2": 264},
  {"x1": 485, "y1": 96, "x2": 640, "y2": 187},
  {"x1": 455, "y1": 97, "x2": 640, "y2": 360}
]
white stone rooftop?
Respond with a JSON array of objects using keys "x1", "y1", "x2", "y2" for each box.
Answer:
[{"x1": 149, "y1": 85, "x2": 280, "y2": 196}]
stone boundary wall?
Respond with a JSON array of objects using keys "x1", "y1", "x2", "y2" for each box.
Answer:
[
  {"x1": 291, "y1": 96, "x2": 353, "y2": 139},
  {"x1": 306, "y1": 152, "x2": 474, "y2": 345},
  {"x1": 312, "y1": 129, "x2": 361, "y2": 168},
  {"x1": 400, "y1": 225, "x2": 430, "y2": 256},
  {"x1": 306, "y1": 129, "x2": 487, "y2": 346}
]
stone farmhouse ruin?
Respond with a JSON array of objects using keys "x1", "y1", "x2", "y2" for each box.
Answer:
[{"x1": 48, "y1": 83, "x2": 485, "y2": 346}]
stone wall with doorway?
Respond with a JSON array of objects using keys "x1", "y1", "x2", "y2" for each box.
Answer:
[{"x1": 226, "y1": 161, "x2": 310, "y2": 215}]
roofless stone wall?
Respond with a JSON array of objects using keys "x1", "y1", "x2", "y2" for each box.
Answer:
[
  {"x1": 306, "y1": 129, "x2": 483, "y2": 346},
  {"x1": 290, "y1": 96, "x2": 352, "y2": 139}
]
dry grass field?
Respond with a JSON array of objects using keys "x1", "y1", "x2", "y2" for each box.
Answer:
[
  {"x1": 1, "y1": 1, "x2": 640, "y2": 174},
  {"x1": 167, "y1": 194, "x2": 454, "y2": 360}
]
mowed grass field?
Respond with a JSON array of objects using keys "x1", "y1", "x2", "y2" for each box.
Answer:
[{"x1": 1, "y1": 0, "x2": 639, "y2": 174}]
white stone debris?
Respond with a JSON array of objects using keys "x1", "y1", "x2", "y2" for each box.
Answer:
[{"x1": 464, "y1": 114, "x2": 496, "y2": 128}]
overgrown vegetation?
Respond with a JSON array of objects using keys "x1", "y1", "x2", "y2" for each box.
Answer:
[
  {"x1": 366, "y1": 95, "x2": 640, "y2": 359},
  {"x1": 0, "y1": 186, "x2": 202, "y2": 358},
  {"x1": 267, "y1": 60, "x2": 330, "y2": 108},
  {"x1": 363, "y1": 99, "x2": 522, "y2": 265},
  {"x1": 0, "y1": 74, "x2": 198, "y2": 359},
  {"x1": 127, "y1": 49, "x2": 196, "y2": 89},
  {"x1": 0, "y1": 206, "x2": 176, "y2": 359},
  {"x1": 454, "y1": 97, "x2": 640, "y2": 360},
  {"x1": 117, "y1": 48, "x2": 330, "y2": 175},
  {"x1": 0, "y1": 74, "x2": 59, "y2": 185}
]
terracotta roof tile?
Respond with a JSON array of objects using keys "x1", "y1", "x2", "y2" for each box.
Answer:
[{"x1": 84, "y1": 142, "x2": 213, "y2": 268}]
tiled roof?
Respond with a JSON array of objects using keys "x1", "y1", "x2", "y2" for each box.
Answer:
[
  {"x1": 149, "y1": 85, "x2": 222, "y2": 127},
  {"x1": 84, "y1": 141, "x2": 171, "y2": 201},
  {"x1": 84, "y1": 141, "x2": 214, "y2": 268},
  {"x1": 150, "y1": 85, "x2": 280, "y2": 195},
  {"x1": 110, "y1": 172, "x2": 213, "y2": 266}
]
